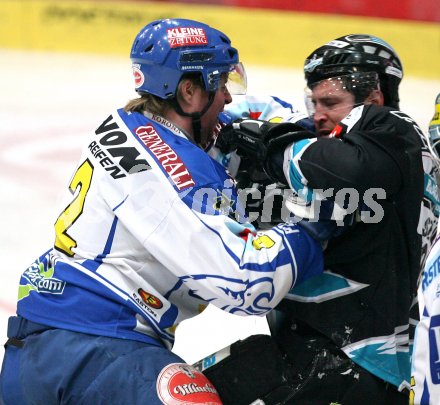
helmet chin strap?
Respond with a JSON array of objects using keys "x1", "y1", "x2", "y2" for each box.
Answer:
[{"x1": 172, "y1": 92, "x2": 216, "y2": 146}]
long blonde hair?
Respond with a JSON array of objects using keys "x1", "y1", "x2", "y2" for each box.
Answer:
[
  {"x1": 124, "y1": 93, "x2": 169, "y2": 115},
  {"x1": 124, "y1": 73, "x2": 204, "y2": 115}
]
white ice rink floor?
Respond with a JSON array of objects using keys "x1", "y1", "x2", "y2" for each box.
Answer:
[{"x1": 1, "y1": 49, "x2": 439, "y2": 366}]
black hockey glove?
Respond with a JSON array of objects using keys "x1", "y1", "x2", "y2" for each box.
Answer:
[{"x1": 217, "y1": 119, "x2": 316, "y2": 184}]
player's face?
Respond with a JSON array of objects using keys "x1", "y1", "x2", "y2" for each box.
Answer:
[
  {"x1": 309, "y1": 78, "x2": 356, "y2": 137},
  {"x1": 199, "y1": 74, "x2": 233, "y2": 149}
]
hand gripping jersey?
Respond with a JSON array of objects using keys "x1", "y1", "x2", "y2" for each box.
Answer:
[
  {"x1": 16, "y1": 108, "x2": 323, "y2": 349},
  {"x1": 281, "y1": 104, "x2": 425, "y2": 390},
  {"x1": 210, "y1": 94, "x2": 309, "y2": 176}
]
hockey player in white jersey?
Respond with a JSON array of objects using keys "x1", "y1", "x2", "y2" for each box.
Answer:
[
  {"x1": 411, "y1": 92, "x2": 440, "y2": 405},
  {"x1": 0, "y1": 19, "x2": 324, "y2": 404}
]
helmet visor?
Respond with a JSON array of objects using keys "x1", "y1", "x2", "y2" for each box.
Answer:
[
  {"x1": 305, "y1": 71, "x2": 380, "y2": 117},
  {"x1": 226, "y1": 62, "x2": 247, "y2": 95}
]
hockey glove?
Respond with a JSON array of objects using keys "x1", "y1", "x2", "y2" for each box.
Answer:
[{"x1": 217, "y1": 119, "x2": 316, "y2": 184}]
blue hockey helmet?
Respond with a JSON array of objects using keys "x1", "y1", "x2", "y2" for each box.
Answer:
[
  {"x1": 304, "y1": 34, "x2": 403, "y2": 108},
  {"x1": 130, "y1": 18, "x2": 247, "y2": 99}
]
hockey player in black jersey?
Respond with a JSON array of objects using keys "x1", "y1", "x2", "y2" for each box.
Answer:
[{"x1": 204, "y1": 34, "x2": 439, "y2": 405}]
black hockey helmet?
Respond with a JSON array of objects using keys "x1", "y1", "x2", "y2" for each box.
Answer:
[{"x1": 304, "y1": 34, "x2": 403, "y2": 109}]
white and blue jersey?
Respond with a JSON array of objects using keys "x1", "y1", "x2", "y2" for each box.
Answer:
[
  {"x1": 16, "y1": 108, "x2": 323, "y2": 349},
  {"x1": 411, "y1": 234, "x2": 440, "y2": 404},
  {"x1": 410, "y1": 94, "x2": 440, "y2": 405}
]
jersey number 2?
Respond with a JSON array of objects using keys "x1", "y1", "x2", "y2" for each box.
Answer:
[{"x1": 54, "y1": 159, "x2": 94, "y2": 256}]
